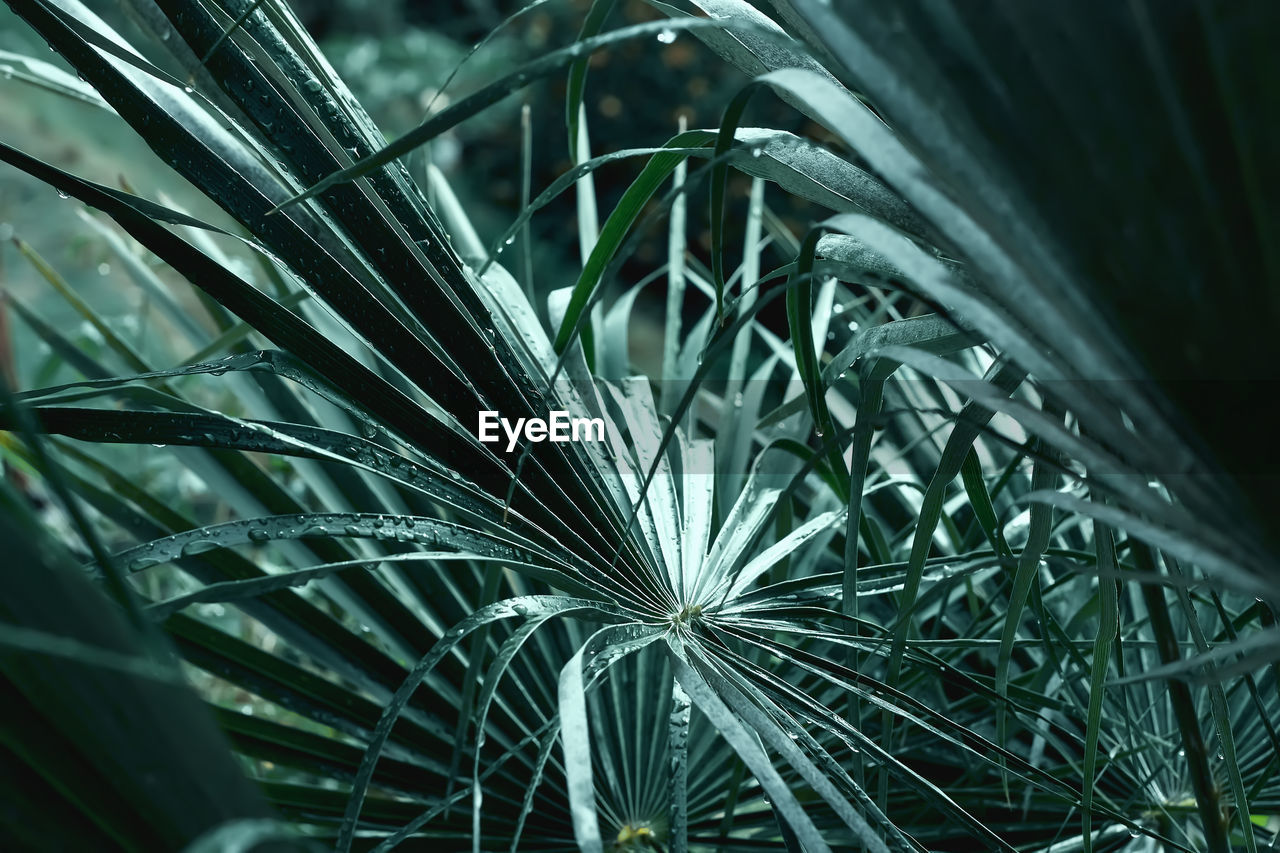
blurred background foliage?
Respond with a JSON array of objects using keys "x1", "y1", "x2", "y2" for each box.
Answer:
[{"x1": 1, "y1": 0, "x2": 825, "y2": 390}]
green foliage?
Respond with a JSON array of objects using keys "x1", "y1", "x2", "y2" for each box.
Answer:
[{"x1": 0, "y1": 1, "x2": 1277, "y2": 851}]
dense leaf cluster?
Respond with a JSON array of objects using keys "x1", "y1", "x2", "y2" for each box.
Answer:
[{"x1": 0, "y1": 1, "x2": 1276, "y2": 852}]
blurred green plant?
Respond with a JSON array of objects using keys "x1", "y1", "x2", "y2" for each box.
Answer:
[{"x1": 0, "y1": 1, "x2": 1276, "y2": 852}]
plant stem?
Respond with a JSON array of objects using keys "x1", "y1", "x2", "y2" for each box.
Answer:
[{"x1": 1133, "y1": 542, "x2": 1227, "y2": 853}]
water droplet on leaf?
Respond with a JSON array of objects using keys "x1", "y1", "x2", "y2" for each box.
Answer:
[{"x1": 181, "y1": 539, "x2": 219, "y2": 557}]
